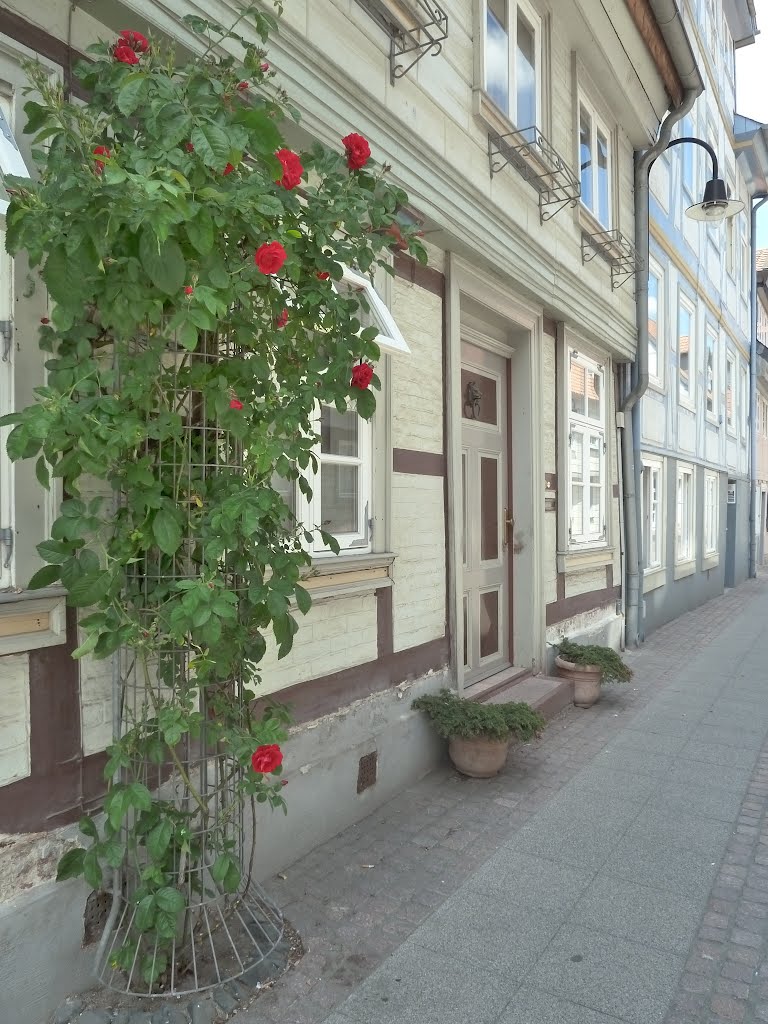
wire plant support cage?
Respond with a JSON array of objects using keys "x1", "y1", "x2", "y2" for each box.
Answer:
[{"x1": 95, "y1": 329, "x2": 285, "y2": 997}]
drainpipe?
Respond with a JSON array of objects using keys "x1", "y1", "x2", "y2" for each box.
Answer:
[
  {"x1": 749, "y1": 194, "x2": 768, "y2": 578},
  {"x1": 622, "y1": 88, "x2": 698, "y2": 648}
]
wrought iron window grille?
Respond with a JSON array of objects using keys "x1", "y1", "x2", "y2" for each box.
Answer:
[
  {"x1": 581, "y1": 229, "x2": 640, "y2": 290},
  {"x1": 354, "y1": 0, "x2": 448, "y2": 83},
  {"x1": 488, "y1": 126, "x2": 581, "y2": 223}
]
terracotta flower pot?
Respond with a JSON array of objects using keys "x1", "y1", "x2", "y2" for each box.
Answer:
[
  {"x1": 555, "y1": 656, "x2": 602, "y2": 708},
  {"x1": 447, "y1": 734, "x2": 511, "y2": 778}
]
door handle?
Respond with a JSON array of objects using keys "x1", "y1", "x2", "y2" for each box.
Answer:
[{"x1": 502, "y1": 508, "x2": 514, "y2": 550}]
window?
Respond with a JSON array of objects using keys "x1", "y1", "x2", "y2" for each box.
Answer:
[
  {"x1": 741, "y1": 364, "x2": 749, "y2": 439},
  {"x1": 642, "y1": 460, "x2": 663, "y2": 571},
  {"x1": 678, "y1": 296, "x2": 695, "y2": 408},
  {"x1": 704, "y1": 471, "x2": 719, "y2": 555},
  {"x1": 676, "y1": 464, "x2": 695, "y2": 564},
  {"x1": 648, "y1": 263, "x2": 663, "y2": 385},
  {"x1": 579, "y1": 97, "x2": 612, "y2": 227},
  {"x1": 567, "y1": 352, "x2": 606, "y2": 546},
  {"x1": 705, "y1": 328, "x2": 717, "y2": 418},
  {"x1": 726, "y1": 351, "x2": 736, "y2": 432},
  {"x1": 483, "y1": 0, "x2": 542, "y2": 134}
]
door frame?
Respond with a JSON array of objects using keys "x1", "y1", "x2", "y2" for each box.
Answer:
[{"x1": 446, "y1": 254, "x2": 546, "y2": 692}]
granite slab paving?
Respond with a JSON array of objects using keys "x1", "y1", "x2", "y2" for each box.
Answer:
[{"x1": 230, "y1": 577, "x2": 768, "y2": 1024}]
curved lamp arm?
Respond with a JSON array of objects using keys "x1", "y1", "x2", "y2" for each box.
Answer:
[{"x1": 660, "y1": 136, "x2": 719, "y2": 180}]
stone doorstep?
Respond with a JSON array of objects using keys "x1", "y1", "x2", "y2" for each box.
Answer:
[{"x1": 482, "y1": 675, "x2": 574, "y2": 721}]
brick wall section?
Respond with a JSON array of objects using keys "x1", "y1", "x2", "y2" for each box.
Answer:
[{"x1": 0, "y1": 655, "x2": 30, "y2": 787}]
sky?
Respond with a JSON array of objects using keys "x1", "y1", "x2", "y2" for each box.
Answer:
[{"x1": 736, "y1": 0, "x2": 768, "y2": 245}]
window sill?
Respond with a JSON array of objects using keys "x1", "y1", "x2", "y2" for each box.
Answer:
[
  {"x1": 0, "y1": 590, "x2": 67, "y2": 655},
  {"x1": 298, "y1": 552, "x2": 395, "y2": 604},
  {"x1": 557, "y1": 546, "x2": 613, "y2": 574},
  {"x1": 643, "y1": 566, "x2": 666, "y2": 593},
  {"x1": 673, "y1": 558, "x2": 696, "y2": 581},
  {"x1": 577, "y1": 204, "x2": 612, "y2": 242},
  {"x1": 647, "y1": 378, "x2": 665, "y2": 394},
  {"x1": 473, "y1": 89, "x2": 522, "y2": 143},
  {"x1": 703, "y1": 552, "x2": 719, "y2": 570}
]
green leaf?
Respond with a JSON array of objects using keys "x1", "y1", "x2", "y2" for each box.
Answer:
[
  {"x1": 190, "y1": 122, "x2": 230, "y2": 170},
  {"x1": 253, "y1": 195, "x2": 283, "y2": 217},
  {"x1": 101, "y1": 837, "x2": 125, "y2": 868},
  {"x1": 135, "y1": 893, "x2": 156, "y2": 932},
  {"x1": 211, "y1": 853, "x2": 232, "y2": 885},
  {"x1": 83, "y1": 847, "x2": 103, "y2": 890},
  {"x1": 153, "y1": 510, "x2": 183, "y2": 556},
  {"x1": 223, "y1": 859, "x2": 241, "y2": 894},
  {"x1": 67, "y1": 571, "x2": 111, "y2": 607},
  {"x1": 72, "y1": 630, "x2": 100, "y2": 660},
  {"x1": 127, "y1": 781, "x2": 152, "y2": 812},
  {"x1": 155, "y1": 886, "x2": 185, "y2": 915},
  {"x1": 27, "y1": 564, "x2": 61, "y2": 589},
  {"x1": 139, "y1": 230, "x2": 186, "y2": 296},
  {"x1": 36, "y1": 539, "x2": 69, "y2": 565},
  {"x1": 35, "y1": 456, "x2": 50, "y2": 488},
  {"x1": 146, "y1": 819, "x2": 173, "y2": 863},
  {"x1": 185, "y1": 212, "x2": 214, "y2": 256},
  {"x1": 235, "y1": 108, "x2": 282, "y2": 154},
  {"x1": 116, "y1": 75, "x2": 145, "y2": 116},
  {"x1": 105, "y1": 786, "x2": 131, "y2": 830},
  {"x1": 294, "y1": 585, "x2": 312, "y2": 615},
  {"x1": 56, "y1": 847, "x2": 85, "y2": 881},
  {"x1": 79, "y1": 815, "x2": 98, "y2": 839}
]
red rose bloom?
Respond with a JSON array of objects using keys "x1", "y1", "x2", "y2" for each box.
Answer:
[
  {"x1": 342, "y1": 132, "x2": 371, "y2": 171},
  {"x1": 251, "y1": 744, "x2": 283, "y2": 774},
  {"x1": 223, "y1": 162, "x2": 235, "y2": 176},
  {"x1": 93, "y1": 145, "x2": 111, "y2": 174},
  {"x1": 351, "y1": 362, "x2": 374, "y2": 390},
  {"x1": 184, "y1": 142, "x2": 194, "y2": 153},
  {"x1": 118, "y1": 30, "x2": 149, "y2": 53},
  {"x1": 254, "y1": 242, "x2": 287, "y2": 275},
  {"x1": 237, "y1": 81, "x2": 249, "y2": 91},
  {"x1": 316, "y1": 271, "x2": 330, "y2": 281},
  {"x1": 229, "y1": 398, "x2": 243, "y2": 411},
  {"x1": 113, "y1": 43, "x2": 139, "y2": 65},
  {"x1": 184, "y1": 286, "x2": 194, "y2": 296},
  {"x1": 276, "y1": 308, "x2": 289, "y2": 329},
  {"x1": 275, "y1": 148, "x2": 303, "y2": 190},
  {"x1": 260, "y1": 62, "x2": 270, "y2": 73}
]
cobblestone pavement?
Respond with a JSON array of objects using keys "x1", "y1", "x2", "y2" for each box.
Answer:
[{"x1": 233, "y1": 577, "x2": 768, "y2": 1024}]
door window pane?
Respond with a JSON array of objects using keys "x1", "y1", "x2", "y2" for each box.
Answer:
[
  {"x1": 461, "y1": 369, "x2": 498, "y2": 424},
  {"x1": 320, "y1": 464, "x2": 358, "y2": 534},
  {"x1": 480, "y1": 456, "x2": 499, "y2": 562},
  {"x1": 589, "y1": 433, "x2": 602, "y2": 537},
  {"x1": 486, "y1": 0, "x2": 510, "y2": 115},
  {"x1": 480, "y1": 589, "x2": 500, "y2": 659},
  {"x1": 587, "y1": 369, "x2": 601, "y2": 421},
  {"x1": 516, "y1": 11, "x2": 536, "y2": 132}
]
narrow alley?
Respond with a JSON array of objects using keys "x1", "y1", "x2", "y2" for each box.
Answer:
[{"x1": 235, "y1": 577, "x2": 768, "y2": 1024}]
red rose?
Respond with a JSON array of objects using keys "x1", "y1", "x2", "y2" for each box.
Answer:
[
  {"x1": 316, "y1": 271, "x2": 330, "y2": 281},
  {"x1": 251, "y1": 744, "x2": 283, "y2": 774},
  {"x1": 229, "y1": 398, "x2": 243, "y2": 410},
  {"x1": 40, "y1": 317, "x2": 50, "y2": 325},
  {"x1": 223, "y1": 162, "x2": 235, "y2": 176},
  {"x1": 351, "y1": 362, "x2": 374, "y2": 389},
  {"x1": 113, "y1": 43, "x2": 139, "y2": 65},
  {"x1": 276, "y1": 308, "x2": 289, "y2": 328},
  {"x1": 184, "y1": 286, "x2": 194, "y2": 296},
  {"x1": 342, "y1": 132, "x2": 371, "y2": 171},
  {"x1": 275, "y1": 148, "x2": 303, "y2": 190},
  {"x1": 93, "y1": 145, "x2": 111, "y2": 174},
  {"x1": 237, "y1": 81, "x2": 249, "y2": 91},
  {"x1": 118, "y1": 30, "x2": 149, "y2": 53},
  {"x1": 260, "y1": 62, "x2": 270, "y2": 73},
  {"x1": 184, "y1": 142, "x2": 194, "y2": 153},
  {"x1": 254, "y1": 242, "x2": 287, "y2": 275}
]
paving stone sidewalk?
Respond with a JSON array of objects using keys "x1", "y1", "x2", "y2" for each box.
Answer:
[{"x1": 234, "y1": 577, "x2": 768, "y2": 1024}]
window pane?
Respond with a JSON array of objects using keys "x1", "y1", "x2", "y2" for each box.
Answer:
[
  {"x1": 516, "y1": 11, "x2": 536, "y2": 132},
  {"x1": 480, "y1": 589, "x2": 500, "y2": 659},
  {"x1": 571, "y1": 431, "x2": 584, "y2": 536},
  {"x1": 706, "y1": 335, "x2": 715, "y2": 413},
  {"x1": 679, "y1": 306, "x2": 691, "y2": 399},
  {"x1": 587, "y1": 369, "x2": 601, "y2": 421},
  {"x1": 320, "y1": 464, "x2": 358, "y2": 534},
  {"x1": 648, "y1": 273, "x2": 659, "y2": 379},
  {"x1": 321, "y1": 406, "x2": 358, "y2": 457},
  {"x1": 589, "y1": 433, "x2": 602, "y2": 536},
  {"x1": 597, "y1": 130, "x2": 610, "y2": 226},
  {"x1": 271, "y1": 472, "x2": 296, "y2": 519},
  {"x1": 570, "y1": 360, "x2": 586, "y2": 416},
  {"x1": 486, "y1": 1, "x2": 510, "y2": 115},
  {"x1": 580, "y1": 107, "x2": 593, "y2": 210},
  {"x1": 727, "y1": 358, "x2": 734, "y2": 425},
  {"x1": 480, "y1": 456, "x2": 499, "y2": 561}
]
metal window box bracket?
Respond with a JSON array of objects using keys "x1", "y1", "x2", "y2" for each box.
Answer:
[
  {"x1": 488, "y1": 127, "x2": 581, "y2": 223},
  {"x1": 355, "y1": 0, "x2": 448, "y2": 83},
  {"x1": 581, "y1": 229, "x2": 640, "y2": 290}
]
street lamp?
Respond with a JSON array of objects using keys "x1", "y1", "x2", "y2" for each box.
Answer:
[{"x1": 664, "y1": 136, "x2": 744, "y2": 222}]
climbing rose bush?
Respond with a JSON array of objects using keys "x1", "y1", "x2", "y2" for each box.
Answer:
[{"x1": 2, "y1": 0, "x2": 425, "y2": 988}]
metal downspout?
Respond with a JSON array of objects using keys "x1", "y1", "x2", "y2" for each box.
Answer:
[
  {"x1": 749, "y1": 194, "x2": 768, "y2": 578},
  {"x1": 622, "y1": 89, "x2": 698, "y2": 648}
]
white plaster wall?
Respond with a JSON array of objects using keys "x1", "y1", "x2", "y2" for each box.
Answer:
[
  {"x1": 0, "y1": 654, "x2": 30, "y2": 787},
  {"x1": 391, "y1": 279, "x2": 443, "y2": 454}
]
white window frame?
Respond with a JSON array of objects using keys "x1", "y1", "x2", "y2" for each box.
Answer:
[
  {"x1": 677, "y1": 293, "x2": 695, "y2": 411},
  {"x1": 705, "y1": 326, "x2": 717, "y2": 422},
  {"x1": 337, "y1": 265, "x2": 411, "y2": 357},
  {"x1": 641, "y1": 457, "x2": 663, "y2": 573},
  {"x1": 480, "y1": 0, "x2": 543, "y2": 134},
  {"x1": 578, "y1": 93, "x2": 614, "y2": 229},
  {"x1": 740, "y1": 363, "x2": 749, "y2": 442},
  {"x1": 647, "y1": 259, "x2": 664, "y2": 388},
  {"x1": 675, "y1": 463, "x2": 695, "y2": 568},
  {"x1": 726, "y1": 350, "x2": 736, "y2": 434},
  {"x1": 704, "y1": 471, "x2": 719, "y2": 556},
  {"x1": 567, "y1": 350, "x2": 607, "y2": 549}
]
